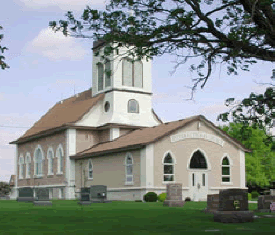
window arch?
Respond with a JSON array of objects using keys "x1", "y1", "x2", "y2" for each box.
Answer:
[
  {"x1": 125, "y1": 153, "x2": 133, "y2": 184},
  {"x1": 189, "y1": 150, "x2": 207, "y2": 169},
  {"x1": 222, "y1": 156, "x2": 230, "y2": 182},
  {"x1": 163, "y1": 153, "x2": 175, "y2": 182},
  {"x1": 97, "y1": 62, "x2": 104, "y2": 91},
  {"x1": 34, "y1": 146, "x2": 44, "y2": 176},
  {"x1": 19, "y1": 155, "x2": 24, "y2": 179},
  {"x1": 128, "y1": 99, "x2": 139, "y2": 113},
  {"x1": 47, "y1": 148, "x2": 54, "y2": 175},
  {"x1": 56, "y1": 145, "x2": 64, "y2": 174},
  {"x1": 25, "y1": 153, "x2": 31, "y2": 178},
  {"x1": 88, "y1": 159, "x2": 93, "y2": 179},
  {"x1": 105, "y1": 60, "x2": 111, "y2": 87}
]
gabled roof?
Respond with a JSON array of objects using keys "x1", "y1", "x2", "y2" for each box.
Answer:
[
  {"x1": 10, "y1": 89, "x2": 105, "y2": 144},
  {"x1": 71, "y1": 115, "x2": 252, "y2": 159}
]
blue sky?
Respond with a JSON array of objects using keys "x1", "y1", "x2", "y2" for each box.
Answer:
[{"x1": 0, "y1": 0, "x2": 274, "y2": 183}]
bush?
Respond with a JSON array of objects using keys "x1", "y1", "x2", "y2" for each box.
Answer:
[
  {"x1": 248, "y1": 193, "x2": 252, "y2": 201},
  {"x1": 157, "y1": 193, "x2": 167, "y2": 202},
  {"x1": 251, "y1": 191, "x2": 260, "y2": 199},
  {"x1": 143, "y1": 192, "x2": 158, "y2": 202},
  {"x1": 185, "y1": 197, "x2": 191, "y2": 201}
]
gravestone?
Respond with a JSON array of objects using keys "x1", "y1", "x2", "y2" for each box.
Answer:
[
  {"x1": 213, "y1": 188, "x2": 254, "y2": 223},
  {"x1": 33, "y1": 188, "x2": 52, "y2": 206},
  {"x1": 90, "y1": 185, "x2": 112, "y2": 203},
  {"x1": 256, "y1": 195, "x2": 275, "y2": 213},
  {"x1": 203, "y1": 194, "x2": 219, "y2": 214},
  {"x1": 16, "y1": 187, "x2": 34, "y2": 202},
  {"x1": 163, "y1": 183, "x2": 185, "y2": 207},
  {"x1": 78, "y1": 187, "x2": 92, "y2": 205}
]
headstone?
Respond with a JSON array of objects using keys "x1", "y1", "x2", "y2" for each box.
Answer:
[
  {"x1": 256, "y1": 195, "x2": 275, "y2": 213},
  {"x1": 213, "y1": 188, "x2": 254, "y2": 223},
  {"x1": 17, "y1": 187, "x2": 34, "y2": 202},
  {"x1": 203, "y1": 194, "x2": 219, "y2": 214},
  {"x1": 33, "y1": 188, "x2": 52, "y2": 206},
  {"x1": 270, "y1": 202, "x2": 275, "y2": 213},
  {"x1": 163, "y1": 183, "x2": 185, "y2": 207},
  {"x1": 78, "y1": 187, "x2": 92, "y2": 205},
  {"x1": 90, "y1": 185, "x2": 112, "y2": 203},
  {"x1": 271, "y1": 189, "x2": 275, "y2": 196}
]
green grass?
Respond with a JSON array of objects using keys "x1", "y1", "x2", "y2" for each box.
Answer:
[{"x1": 0, "y1": 200, "x2": 274, "y2": 234}]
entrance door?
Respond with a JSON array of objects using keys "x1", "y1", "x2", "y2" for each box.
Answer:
[{"x1": 190, "y1": 171, "x2": 208, "y2": 201}]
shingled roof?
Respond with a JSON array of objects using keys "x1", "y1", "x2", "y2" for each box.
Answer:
[
  {"x1": 71, "y1": 115, "x2": 252, "y2": 159},
  {"x1": 10, "y1": 89, "x2": 105, "y2": 144}
]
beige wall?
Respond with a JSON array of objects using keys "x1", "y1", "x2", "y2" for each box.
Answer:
[
  {"x1": 74, "y1": 149, "x2": 141, "y2": 191},
  {"x1": 119, "y1": 128, "x2": 134, "y2": 137},
  {"x1": 76, "y1": 130, "x2": 99, "y2": 153},
  {"x1": 153, "y1": 120, "x2": 241, "y2": 188},
  {"x1": 98, "y1": 129, "x2": 110, "y2": 143},
  {"x1": 17, "y1": 131, "x2": 66, "y2": 187}
]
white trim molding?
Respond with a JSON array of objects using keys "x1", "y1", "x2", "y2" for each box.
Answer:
[
  {"x1": 125, "y1": 152, "x2": 134, "y2": 184},
  {"x1": 239, "y1": 150, "x2": 246, "y2": 188},
  {"x1": 56, "y1": 144, "x2": 64, "y2": 175},
  {"x1": 25, "y1": 152, "x2": 31, "y2": 179},
  {"x1": 162, "y1": 151, "x2": 176, "y2": 183},
  {"x1": 47, "y1": 147, "x2": 54, "y2": 176},
  {"x1": 140, "y1": 144, "x2": 154, "y2": 188}
]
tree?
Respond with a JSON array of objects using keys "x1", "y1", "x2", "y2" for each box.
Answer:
[
  {"x1": 0, "y1": 181, "x2": 11, "y2": 195},
  {"x1": 0, "y1": 25, "x2": 9, "y2": 70},
  {"x1": 219, "y1": 122, "x2": 275, "y2": 187},
  {"x1": 217, "y1": 82, "x2": 274, "y2": 142},
  {"x1": 50, "y1": 0, "x2": 275, "y2": 95}
]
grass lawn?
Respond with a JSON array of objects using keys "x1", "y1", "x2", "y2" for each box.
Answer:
[{"x1": 0, "y1": 200, "x2": 274, "y2": 234}]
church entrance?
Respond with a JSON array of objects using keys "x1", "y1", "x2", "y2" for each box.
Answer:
[{"x1": 189, "y1": 150, "x2": 208, "y2": 201}]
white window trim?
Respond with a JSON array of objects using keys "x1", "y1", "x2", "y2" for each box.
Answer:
[
  {"x1": 122, "y1": 57, "x2": 143, "y2": 88},
  {"x1": 47, "y1": 147, "x2": 54, "y2": 176},
  {"x1": 125, "y1": 152, "x2": 134, "y2": 184},
  {"x1": 18, "y1": 154, "x2": 24, "y2": 179},
  {"x1": 162, "y1": 151, "x2": 176, "y2": 183},
  {"x1": 33, "y1": 145, "x2": 44, "y2": 177},
  {"x1": 56, "y1": 144, "x2": 64, "y2": 175},
  {"x1": 128, "y1": 99, "x2": 139, "y2": 113},
  {"x1": 97, "y1": 60, "x2": 112, "y2": 92},
  {"x1": 221, "y1": 155, "x2": 231, "y2": 184},
  {"x1": 25, "y1": 152, "x2": 31, "y2": 179},
  {"x1": 88, "y1": 159, "x2": 93, "y2": 180}
]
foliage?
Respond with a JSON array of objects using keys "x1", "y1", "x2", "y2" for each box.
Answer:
[
  {"x1": 143, "y1": 192, "x2": 158, "y2": 202},
  {"x1": 0, "y1": 25, "x2": 9, "y2": 70},
  {"x1": 157, "y1": 193, "x2": 167, "y2": 202},
  {"x1": 219, "y1": 122, "x2": 275, "y2": 187},
  {"x1": 50, "y1": 0, "x2": 275, "y2": 96},
  {"x1": 251, "y1": 190, "x2": 260, "y2": 198},
  {"x1": 217, "y1": 85, "x2": 274, "y2": 139},
  {"x1": 248, "y1": 193, "x2": 252, "y2": 201},
  {"x1": 0, "y1": 181, "x2": 11, "y2": 195},
  {"x1": 185, "y1": 197, "x2": 191, "y2": 201}
]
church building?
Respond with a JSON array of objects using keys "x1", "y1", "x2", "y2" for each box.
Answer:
[{"x1": 9, "y1": 41, "x2": 252, "y2": 201}]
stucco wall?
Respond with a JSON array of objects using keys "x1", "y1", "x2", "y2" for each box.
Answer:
[
  {"x1": 153, "y1": 120, "x2": 241, "y2": 189},
  {"x1": 74, "y1": 149, "x2": 141, "y2": 192},
  {"x1": 17, "y1": 131, "x2": 66, "y2": 187},
  {"x1": 98, "y1": 129, "x2": 110, "y2": 143},
  {"x1": 76, "y1": 130, "x2": 99, "y2": 153}
]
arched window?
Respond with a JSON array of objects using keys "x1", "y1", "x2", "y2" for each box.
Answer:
[
  {"x1": 25, "y1": 153, "x2": 31, "y2": 178},
  {"x1": 105, "y1": 60, "x2": 111, "y2": 87},
  {"x1": 128, "y1": 99, "x2": 139, "y2": 113},
  {"x1": 56, "y1": 145, "x2": 64, "y2": 174},
  {"x1": 19, "y1": 155, "x2": 24, "y2": 179},
  {"x1": 163, "y1": 153, "x2": 175, "y2": 182},
  {"x1": 222, "y1": 157, "x2": 230, "y2": 182},
  {"x1": 190, "y1": 150, "x2": 207, "y2": 169},
  {"x1": 125, "y1": 153, "x2": 133, "y2": 183},
  {"x1": 133, "y1": 60, "x2": 143, "y2": 88},
  {"x1": 47, "y1": 148, "x2": 54, "y2": 175},
  {"x1": 97, "y1": 62, "x2": 104, "y2": 91},
  {"x1": 123, "y1": 58, "x2": 133, "y2": 86},
  {"x1": 34, "y1": 147, "x2": 43, "y2": 176},
  {"x1": 88, "y1": 159, "x2": 93, "y2": 179}
]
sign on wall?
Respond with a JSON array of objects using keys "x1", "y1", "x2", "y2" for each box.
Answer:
[{"x1": 170, "y1": 131, "x2": 224, "y2": 147}]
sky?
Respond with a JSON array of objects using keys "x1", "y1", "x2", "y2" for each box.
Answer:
[{"x1": 0, "y1": 0, "x2": 274, "y2": 183}]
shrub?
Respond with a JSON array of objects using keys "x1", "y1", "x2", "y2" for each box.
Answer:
[
  {"x1": 143, "y1": 192, "x2": 158, "y2": 202},
  {"x1": 251, "y1": 191, "x2": 259, "y2": 199},
  {"x1": 157, "y1": 193, "x2": 167, "y2": 202},
  {"x1": 248, "y1": 193, "x2": 252, "y2": 201},
  {"x1": 185, "y1": 197, "x2": 191, "y2": 201}
]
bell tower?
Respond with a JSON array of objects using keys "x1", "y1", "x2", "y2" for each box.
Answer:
[{"x1": 91, "y1": 40, "x2": 159, "y2": 127}]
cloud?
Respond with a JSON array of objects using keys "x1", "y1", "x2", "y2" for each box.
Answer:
[
  {"x1": 25, "y1": 28, "x2": 87, "y2": 61},
  {"x1": 19, "y1": 0, "x2": 108, "y2": 11}
]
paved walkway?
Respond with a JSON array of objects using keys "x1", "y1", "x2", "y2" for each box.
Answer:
[{"x1": 249, "y1": 201, "x2": 257, "y2": 203}]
